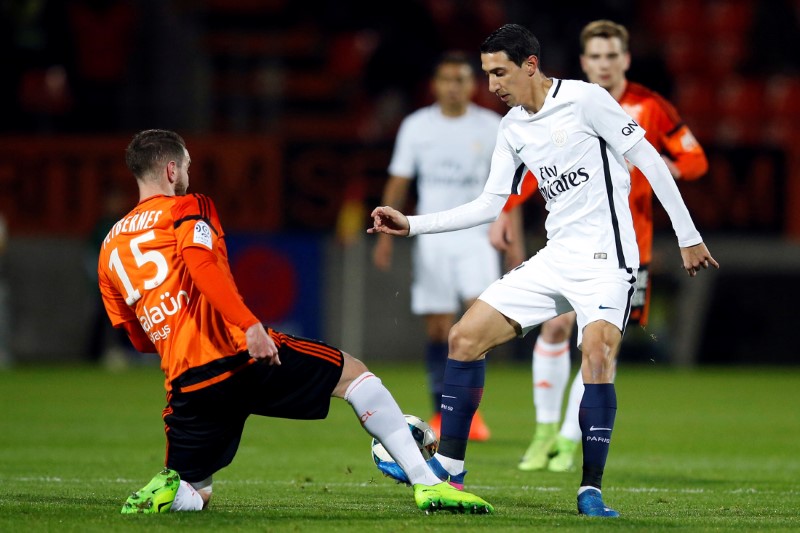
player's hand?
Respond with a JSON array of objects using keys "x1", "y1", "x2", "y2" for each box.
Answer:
[
  {"x1": 367, "y1": 206, "x2": 410, "y2": 236},
  {"x1": 246, "y1": 323, "x2": 281, "y2": 365},
  {"x1": 372, "y1": 234, "x2": 393, "y2": 271},
  {"x1": 490, "y1": 210, "x2": 526, "y2": 270},
  {"x1": 489, "y1": 211, "x2": 512, "y2": 251},
  {"x1": 680, "y1": 243, "x2": 719, "y2": 277}
]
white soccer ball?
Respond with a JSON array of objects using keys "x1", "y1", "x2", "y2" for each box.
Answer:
[{"x1": 371, "y1": 414, "x2": 439, "y2": 465}]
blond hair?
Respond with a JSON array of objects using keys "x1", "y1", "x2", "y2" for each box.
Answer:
[{"x1": 580, "y1": 20, "x2": 630, "y2": 53}]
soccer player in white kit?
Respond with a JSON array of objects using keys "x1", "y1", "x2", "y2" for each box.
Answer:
[
  {"x1": 369, "y1": 24, "x2": 718, "y2": 517},
  {"x1": 372, "y1": 51, "x2": 501, "y2": 440}
]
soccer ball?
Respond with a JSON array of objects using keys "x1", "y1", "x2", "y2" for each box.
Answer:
[{"x1": 371, "y1": 414, "x2": 439, "y2": 466}]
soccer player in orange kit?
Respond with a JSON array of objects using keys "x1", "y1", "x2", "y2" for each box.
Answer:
[
  {"x1": 492, "y1": 20, "x2": 709, "y2": 473},
  {"x1": 98, "y1": 129, "x2": 493, "y2": 515}
]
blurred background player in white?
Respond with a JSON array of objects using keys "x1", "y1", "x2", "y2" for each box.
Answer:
[
  {"x1": 369, "y1": 23, "x2": 717, "y2": 517},
  {"x1": 372, "y1": 51, "x2": 503, "y2": 441},
  {"x1": 493, "y1": 19, "x2": 709, "y2": 473}
]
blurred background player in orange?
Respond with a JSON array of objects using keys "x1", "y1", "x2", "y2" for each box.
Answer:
[
  {"x1": 373, "y1": 52, "x2": 503, "y2": 441},
  {"x1": 492, "y1": 19, "x2": 709, "y2": 472},
  {"x1": 98, "y1": 129, "x2": 493, "y2": 515}
]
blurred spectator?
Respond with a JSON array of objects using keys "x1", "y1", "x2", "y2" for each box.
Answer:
[
  {"x1": 0, "y1": 0, "x2": 72, "y2": 132},
  {"x1": 424, "y1": 0, "x2": 506, "y2": 53},
  {"x1": 338, "y1": 0, "x2": 443, "y2": 139},
  {"x1": 745, "y1": 0, "x2": 800, "y2": 75},
  {"x1": 66, "y1": 0, "x2": 138, "y2": 132}
]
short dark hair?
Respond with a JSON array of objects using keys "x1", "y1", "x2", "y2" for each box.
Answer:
[
  {"x1": 480, "y1": 24, "x2": 541, "y2": 66},
  {"x1": 125, "y1": 129, "x2": 187, "y2": 179},
  {"x1": 433, "y1": 50, "x2": 474, "y2": 76}
]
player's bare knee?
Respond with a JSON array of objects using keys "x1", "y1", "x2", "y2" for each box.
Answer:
[
  {"x1": 333, "y1": 351, "x2": 369, "y2": 398},
  {"x1": 447, "y1": 323, "x2": 481, "y2": 361},
  {"x1": 581, "y1": 323, "x2": 621, "y2": 382}
]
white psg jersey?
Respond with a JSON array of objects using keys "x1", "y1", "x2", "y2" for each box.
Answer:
[
  {"x1": 486, "y1": 79, "x2": 647, "y2": 269},
  {"x1": 389, "y1": 103, "x2": 502, "y2": 241}
]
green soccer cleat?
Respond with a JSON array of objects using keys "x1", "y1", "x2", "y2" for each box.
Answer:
[
  {"x1": 121, "y1": 468, "x2": 180, "y2": 514},
  {"x1": 413, "y1": 482, "x2": 494, "y2": 514},
  {"x1": 547, "y1": 435, "x2": 579, "y2": 472},
  {"x1": 518, "y1": 422, "x2": 558, "y2": 471}
]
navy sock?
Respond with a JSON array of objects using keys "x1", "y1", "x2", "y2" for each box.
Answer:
[
  {"x1": 424, "y1": 341, "x2": 449, "y2": 413},
  {"x1": 438, "y1": 359, "x2": 485, "y2": 460},
  {"x1": 579, "y1": 383, "x2": 617, "y2": 489}
]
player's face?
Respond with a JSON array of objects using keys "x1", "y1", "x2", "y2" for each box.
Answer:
[
  {"x1": 481, "y1": 51, "x2": 531, "y2": 108},
  {"x1": 580, "y1": 36, "x2": 630, "y2": 93},
  {"x1": 432, "y1": 63, "x2": 475, "y2": 114},
  {"x1": 174, "y1": 148, "x2": 190, "y2": 196}
]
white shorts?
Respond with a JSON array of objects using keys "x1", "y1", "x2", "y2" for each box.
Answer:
[
  {"x1": 478, "y1": 247, "x2": 637, "y2": 347},
  {"x1": 411, "y1": 233, "x2": 501, "y2": 315}
]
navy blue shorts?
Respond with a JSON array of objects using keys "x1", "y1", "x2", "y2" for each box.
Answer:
[{"x1": 163, "y1": 331, "x2": 344, "y2": 482}]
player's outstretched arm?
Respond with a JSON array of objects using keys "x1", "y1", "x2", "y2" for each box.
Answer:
[
  {"x1": 368, "y1": 206, "x2": 410, "y2": 237},
  {"x1": 680, "y1": 242, "x2": 719, "y2": 277}
]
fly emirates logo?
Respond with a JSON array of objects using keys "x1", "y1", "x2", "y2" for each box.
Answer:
[
  {"x1": 138, "y1": 290, "x2": 189, "y2": 342},
  {"x1": 537, "y1": 165, "x2": 589, "y2": 202}
]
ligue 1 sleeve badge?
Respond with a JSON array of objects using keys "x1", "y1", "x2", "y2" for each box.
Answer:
[{"x1": 193, "y1": 220, "x2": 213, "y2": 249}]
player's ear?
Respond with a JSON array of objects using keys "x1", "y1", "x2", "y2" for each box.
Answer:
[
  {"x1": 166, "y1": 160, "x2": 177, "y2": 183},
  {"x1": 525, "y1": 55, "x2": 538, "y2": 76}
]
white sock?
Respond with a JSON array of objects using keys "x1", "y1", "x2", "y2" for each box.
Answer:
[
  {"x1": 171, "y1": 480, "x2": 204, "y2": 512},
  {"x1": 532, "y1": 338, "x2": 571, "y2": 423},
  {"x1": 559, "y1": 370, "x2": 584, "y2": 441},
  {"x1": 433, "y1": 453, "x2": 465, "y2": 476},
  {"x1": 345, "y1": 372, "x2": 441, "y2": 486}
]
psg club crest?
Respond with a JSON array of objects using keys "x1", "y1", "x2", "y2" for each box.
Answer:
[{"x1": 551, "y1": 129, "x2": 568, "y2": 147}]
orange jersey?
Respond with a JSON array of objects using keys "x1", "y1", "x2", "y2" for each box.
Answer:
[
  {"x1": 619, "y1": 81, "x2": 707, "y2": 264},
  {"x1": 98, "y1": 193, "x2": 252, "y2": 390}
]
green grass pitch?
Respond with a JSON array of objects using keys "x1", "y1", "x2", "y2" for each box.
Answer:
[{"x1": 0, "y1": 361, "x2": 798, "y2": 532}]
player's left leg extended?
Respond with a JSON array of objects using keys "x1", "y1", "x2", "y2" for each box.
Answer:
[
  {"x1": 337, "y1": 353, "x2": 494, "y2": 512},
  {"x1": 432, "y1": 300, "x2": 518, "y2": 486}
]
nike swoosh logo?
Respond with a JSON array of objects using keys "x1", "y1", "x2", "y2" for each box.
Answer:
[
  {"x1": 589, "y1": 426, "x2": 612, "y2": 431},
  {"x1": 598, "y1": 305, "x2": 618, "y2": 310},
  {"x1": 441, "y1": 395, "x2": 457, "y2": 399},
  {"x1": 514, "y1": 145, "x2": 524, "y2": 154}
]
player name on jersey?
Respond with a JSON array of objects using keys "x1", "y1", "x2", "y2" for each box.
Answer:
[{"x1": 103, "y1": 209, "x2": 163, "y2": 249}]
